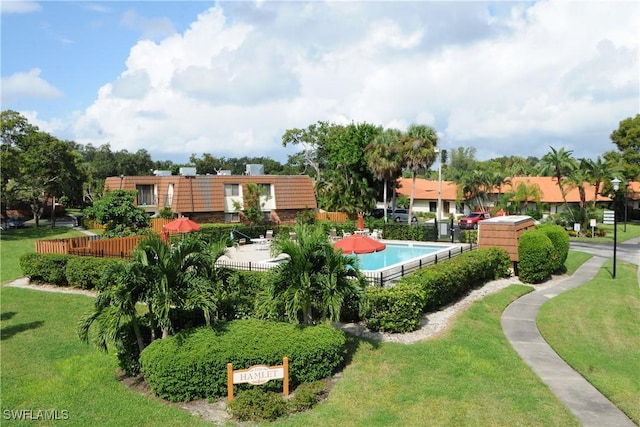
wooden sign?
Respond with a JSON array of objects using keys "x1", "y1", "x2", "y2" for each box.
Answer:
[{"x1": 227, "y1": 357, "x2": 289, "y2": 402}]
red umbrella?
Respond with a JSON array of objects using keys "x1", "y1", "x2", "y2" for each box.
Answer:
[
  {"x1": 334, "y1": 234, "x2": 386, "y2": 254},
  {"x1": 162, "y1": 217, "x2": 201, "y2": 233},
  {"x1": 357, "y1": 212, "x2": 365, "y2": 230}
]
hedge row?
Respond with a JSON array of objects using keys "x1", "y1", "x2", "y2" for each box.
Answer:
[
  {"x1": 19, "y1": 253, "x2": 129, "y2": 290},
  {"x1": 139, "y1": 319, "x2": 346, "y2": 402},
  {"x1": 364, "y1": 247, "x2": 511, "y2": 333},
  {"x1": 517, "y1": 224, "x2": 569, "y2": 284}
]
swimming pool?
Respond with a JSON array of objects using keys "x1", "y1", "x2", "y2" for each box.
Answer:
[{"x1": 353, "y1": 242, "x2": 448, "y2": 271}]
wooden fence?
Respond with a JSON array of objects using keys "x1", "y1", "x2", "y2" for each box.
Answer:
[
  {"x1": 316, "y1": 212, "x2": 348, "y2": 223},
  {"x1": 36, "y1": 235, "x2": 145, "y2": 258}
]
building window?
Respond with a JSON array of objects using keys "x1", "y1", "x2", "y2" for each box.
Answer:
[
  {"x1": 258, "y1": 183, "x2": 271, "y2": 195},
  {"x1": 429, "y1": 201, "x2": 437, "y2": 212},
  {"x1": 136, "y1": 184, "x2": 156, "y2": 206},
  {"x1": 225, "y1": 212, "x2": 240, "y2": 223},
  {"x1": 224, "y1": 184, "x2": 240, "y2": 196}
]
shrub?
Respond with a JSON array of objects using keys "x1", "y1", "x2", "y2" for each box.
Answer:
[
  {"x1": 288, "y1": 381, "x2": 326, "y2": 412},
  {"x1": 66, "y1": 257, "x2": 129, "y2": 290},
  {"x1": 382, "y1": 224, "x2": 437, "y2": 241},
  {"x1": 517, "y1": 230, "x2": 554, "y2": 284},
  {"x1": 19, "y1": 253, "x2": 70, "y2": 286},
  {"x1": 140, "y1": 319, "x2": 346, "y2": 402},
  {"x1": 364, "y1": 248, "x2": 511, "y2": 333},
  {"x1": 215, "y1": 270, "x2": 267, "y2": 320},
  {"x1": 537, "y1": 223, "x2": 570, "y2": 272},
  {"x1": 458, "y1": 230, "x2": 478, "y2": 244},
  {"x1": 365, "y1": 283, "x2": 425, "y2": 333},
  {"x1": 228, "y1": 388, "x2": 288, "y2": 422}
]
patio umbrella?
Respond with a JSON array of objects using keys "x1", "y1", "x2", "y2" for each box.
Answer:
[
  {"x1": 334, "y1": 234, "x2": 386, "y2": 254},
  {"x1": 162, "y1": 217, "x2": 201, "y2": 233},
  {"x1": 357, "y1": 212, "x2": 365, "y2": 230}
]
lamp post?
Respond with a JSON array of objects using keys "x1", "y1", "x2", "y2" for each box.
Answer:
[
  {"x1": 612, "y1": 177, "x2": 621, "y2": 279},
  {"x1": 434, "y1": 147, "x2": 442, "y2": 238}
]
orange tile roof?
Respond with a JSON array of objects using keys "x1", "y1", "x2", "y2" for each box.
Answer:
[
  {"x1": 396, "y1": 176, "x2": 631, "y2": 203},
  {"x1": 397, "y1": 178, "x2": 459, "y2": 201},
  {"x1": 104, "y1": 174, "x2": 317, "y2": 213}
]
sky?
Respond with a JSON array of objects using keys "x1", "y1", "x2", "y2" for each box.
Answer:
[{"x1": 1, "y1": 0, "x2": 639, "y2": 166}]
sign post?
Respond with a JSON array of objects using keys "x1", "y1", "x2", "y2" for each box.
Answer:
[
  {"x1": 227, "y1": 357, "x2": 289, "y2": 402},
  {"x1": 590, "y1": 218, "x2": 596, "y2": 237}
]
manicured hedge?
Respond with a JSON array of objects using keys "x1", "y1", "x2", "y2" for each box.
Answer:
[
  {"x1": 382, "y1": 223, "x2": 437, "y2": 241},
  {"x1": 366, "y1": 283, "x2": 426, "y2": 333},
  {"x1": 537, "y1": 223, "x2": 569, "y2": 272},
  {"x1": 19, "y1": 252, "x2": 130, "y2": 290},
  {"x1": 19, "y1": 253, "x2": 70, "y2": 286},
  {"x1": 140, "y1": 319, "x2": 346, "y2": 402},
  {"x1": 517, "y1": 230, "x2": 554, "y2": 283},
  {"x1": 66, "y1": 256, "x2": 129, "y2": 290},
  {"x1": 364, "y1": 247, "x2": 511, "y2": 333}
]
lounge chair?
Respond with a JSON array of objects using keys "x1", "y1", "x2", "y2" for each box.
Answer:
[
  {"x1": 265, "y1": 229, "x2": 274, "y2": 240},
  {"x1": 329, "y1": 228, "x2": 339, "y2": 241}
]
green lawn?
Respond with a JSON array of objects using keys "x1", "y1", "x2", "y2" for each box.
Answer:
[
  {"x1": 571, "y1": 222, "x2": 640, "y2": 243},
  {"x1": 538, "y1": 259, "x2": 640, "y2": 424},
  {"x1": 563, "y1": 250, "x2": 593, "y2": 275},
  {"x1": 271, "y1": 285, "x2": 577, "y2": 426},
  {"x1": 0, "y1": 287, "x2": 212, "y2": 426},
  {"x1": 0, "y1": 226, "x2": 87, "y2": 283}
]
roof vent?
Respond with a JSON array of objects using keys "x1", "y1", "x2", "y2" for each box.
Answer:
[
  {"x1": 179, "y1": 167, "x2": 197, "y2": 177},
  {"x1": 245, "y1": 164, "x2": 264, "y2": 176}
]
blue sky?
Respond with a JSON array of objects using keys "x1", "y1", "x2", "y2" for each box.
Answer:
[{"x1": 1, "y1": 0, "x2": 638, "y2": 165}]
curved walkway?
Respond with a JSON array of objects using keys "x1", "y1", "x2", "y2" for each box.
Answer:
[{"x1": 501, "y1": 255, "x2": 636, "y2": 427}]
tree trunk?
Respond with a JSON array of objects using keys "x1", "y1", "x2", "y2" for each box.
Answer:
[{"x1": 131, "y1": 317, "x2": 146, "y2": 353}]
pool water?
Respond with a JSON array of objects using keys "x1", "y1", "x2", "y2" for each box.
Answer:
[{"x1": 352, "y1": 243, "x2": 446, "y2": 271}]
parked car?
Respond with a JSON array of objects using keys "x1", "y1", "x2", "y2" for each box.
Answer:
[
  {"x1": 7, "y1": 216, "x2": 26, "y2": 228},
  {"x1": 369, "y1": 208, "x2": 386, "y2": 219},
  {"x1": 458, "y1": 212, "x2": 491, "y2": 229},
  {"x1": 387, "y1": 209, "x2": 418, "y2": 223}
]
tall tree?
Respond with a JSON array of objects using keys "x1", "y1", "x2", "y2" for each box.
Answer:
[
  {"x1": 401, "y1": 124, "x2": 438, "y2": 224},
  {"x1": 608, "y1": 114, "x2": 640, "y2": 180},
  {"x1": 537, "y1": 146, "x2": 577, "y2": 218},
  {"x1": 365, "y1": 128, "x2": 403, "y2": 222},
  {"x1": 1, "y1": 113, "x2": 85, "y2": 225}
]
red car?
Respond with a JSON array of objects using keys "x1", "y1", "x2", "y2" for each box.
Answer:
[{"x1": 458, "y1": 212, "x2": 491, "y2": 229}]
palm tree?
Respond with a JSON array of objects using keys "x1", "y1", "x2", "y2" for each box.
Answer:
[
  {"x1": 584, "y1": 156, "x2": 609, "y2": 207},
  {"x1": 259, "y1": 224, "x2": 368, "y2": 325},
  {"x1": 402, "y1": 124, "x2": 438, "y2": 224},
  {"x1": 133, "y1": 233, "x2": 219, "y2": 339},
  {"x1": 317, "y1": 244, "x2": 369, "y2": 322},
  {"x1": 507, "y1": 182, "x2": 542, "y2": 214},
  {"x1": 537, "y1": 146, "x2": 577, "y2": 217},
  {"x1": 78, "y1": 262, "x2": 148, "y2": 354},
  {"x1": 365, "y1": 129, "x2": 403, "y2": 222},
  {"x1": 458, "y1": 169, "x2": 492, "y2": 212}
]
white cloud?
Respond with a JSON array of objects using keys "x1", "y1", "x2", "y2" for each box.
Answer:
[
  {"x1": 1, "y1": 69, "x2": 63, "y2": 104},
  {"x1": 0, "y1": 0, "x2": 40, "y2": 14},
  {"x1": 59, "y1": 1, "x2": 640, "y2": 162}
]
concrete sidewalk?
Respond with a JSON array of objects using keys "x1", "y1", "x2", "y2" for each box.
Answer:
[{"x1": 501, "y1": 256, "x2": 635, "y2": 427}]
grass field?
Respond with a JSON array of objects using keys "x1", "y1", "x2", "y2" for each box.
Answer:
[
  {"x1": 0, "y1": 226, "x2": 87, "y2": 283},
  {"x1": 1, "y1": 228, "x2": 636, "y2": 425},
  {"x1": 0, "y1": 287, "x2": 212, "y2": 426},
  {"x1": 571, "y1": 222, "x2": 640, "y2": 243},
  {"x1": 1, "y1": 284, "x2": 579, "y2": 426},
  {"x1": 538, "y1": 259, "x2": 640, "y2": 424}
]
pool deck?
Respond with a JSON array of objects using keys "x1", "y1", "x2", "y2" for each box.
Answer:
[{"x1": 220, "y1": 240, "x2": 471, "y2": 264}]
